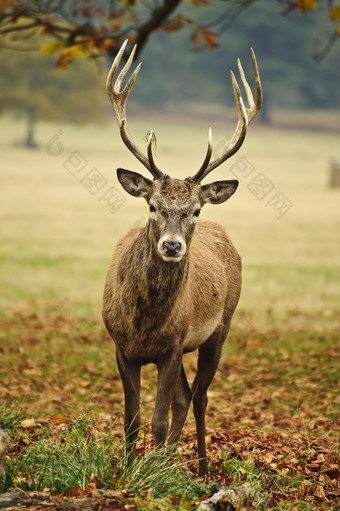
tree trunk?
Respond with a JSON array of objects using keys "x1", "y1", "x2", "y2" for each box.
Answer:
[{"x1": 25, "y1": 107, "x2": 38, "y2": 148}]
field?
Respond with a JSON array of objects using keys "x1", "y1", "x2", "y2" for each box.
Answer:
[{"x1": 0, "y1": 113, "x2": 339, "y2": 510}]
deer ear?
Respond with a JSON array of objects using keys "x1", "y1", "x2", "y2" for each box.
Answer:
[
  {"x1": 117, "y1": 168, "x2": 153, "y2": 198},
  {"x1": 200, "y1": 180, "x2": 239, "y2": 205}
]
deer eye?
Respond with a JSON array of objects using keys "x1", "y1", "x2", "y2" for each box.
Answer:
[
  {"x1": 194, "y1": 209, "x2": 201, "y2": 217},
  {"x1": 149, "y1": 204, "x2": 156, "y2": 212}
]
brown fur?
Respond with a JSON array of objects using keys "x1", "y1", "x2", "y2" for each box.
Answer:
[
  {"x1": 103, "y1": 175, "x2": 241, "y2": 475},
  {"x1": 104, "y1": 41, "x2": 262, "y2": 475},
  {"x1": 103, "y1": 219, "x2": 241, "y2": 362}
]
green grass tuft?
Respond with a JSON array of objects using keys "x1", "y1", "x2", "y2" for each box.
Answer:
[
  {"x1": 0, "y1": 406, "x2": 25, "y2": 435},
  {"x1": 2, "y1": 413, "x2": 202, "y2": 506}
]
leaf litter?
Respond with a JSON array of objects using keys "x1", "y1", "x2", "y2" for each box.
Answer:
[{"x1": 0, "y1": 310, "x2": 339, "y2": 509}]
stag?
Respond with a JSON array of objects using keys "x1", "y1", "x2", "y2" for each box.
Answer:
[{"x1": 103, "y1": 40, "x2": 262, "y2": 475}]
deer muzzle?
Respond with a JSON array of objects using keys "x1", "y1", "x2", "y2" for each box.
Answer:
[
  {"x1": 163, "y1": 241, "x2": 181, "y2": 257},
  {"x1": 158, "y1": 236, "x2": 186, "y2": 262}
]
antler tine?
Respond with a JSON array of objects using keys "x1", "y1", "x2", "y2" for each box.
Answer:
[
  {"x1": 147, "y1": 131, "x2": 162, "y2": 178},
  {"x1": 106, "y1": 40, "x2": 138, "y2": 123},
  {"x1": 114, "y1": 42, "x2": 138, "y2": 96},
  {"x1": 192, "y1": 70, "x2": 248, "y2": 183},
  {"x1": 106, "y1": 40, "x2": 163, "y2": 179},
  {"x1": 250, "y1": 48, "x2": 263, "y2": 118},
  {"x1": 192, "y1": 128, "x2": 213, "y2": 182},
  {"x1": 237, "y1": 48, "x2": 263, "y2": 122},
  {"x1": 191, "y1": 49, "x2": 262, "y2": 183}
]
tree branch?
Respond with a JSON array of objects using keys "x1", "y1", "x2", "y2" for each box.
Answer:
[
  {"x1": 134, "y1": 0, "x2": 182, "y2": 56},
  {"x1": 0, "y1": 20, "x2": 39, "y2": 36},
  {"x1": 313, "y1": 29, "x2": 339, "y2": 61}
]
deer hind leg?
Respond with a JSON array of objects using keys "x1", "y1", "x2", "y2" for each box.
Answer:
[
  {"x1": 192, "y1": 329, "x2": 226, "y2": 476},
  {"x1": 116, "y1": 348, "x2": 141, "y2": 466},
  {"x1": 168, "y1": 364, "x2": 192, "y2": 445}
]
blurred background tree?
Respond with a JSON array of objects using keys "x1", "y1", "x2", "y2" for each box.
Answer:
[
  {"x1": 1, "y1": 0, "x2": 339, "y2": 63},
  {"x1": 0, "y1": 0, "x2": 339, "y2": 140},
  {"x1": 0, "y1": 47, "x2": 106, "y2": 147},
  {"x1": 136, "y1": 2, "x2": 340, "y2": 119}
]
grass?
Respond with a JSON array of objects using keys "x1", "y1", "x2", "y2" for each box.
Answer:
[
  {"x1": 2, "y1": 411, "x2": 193, "y2": 500},
  {"x1": 0, "y1": 408, "x2": 231, "y2": 509},
  {"x1": 0, "y1": 115, "x2": 339, "y2": 329},
  {"x1": 0, "y1": 408, "x2": 25, "y2": 436},
  {"x1": 0, "y1": 407, "x2": 276, "y2": 508}
]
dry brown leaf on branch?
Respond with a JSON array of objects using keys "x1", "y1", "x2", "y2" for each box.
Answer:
[
  {"x1": 191, "y1": 26, "x2": 202, "y2": 51},
  {"x1": 202, "y1": 29, "x2": 219, "y2": 49},
  {"x1": 190, "y1": 26, "x2": 219, "y2": 51},
  {"x1": 191, "y1": 0, "x2": 209, "y2": 5}
]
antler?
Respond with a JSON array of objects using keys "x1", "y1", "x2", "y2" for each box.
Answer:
[
  {"x1": 191, "y1": 48, "x2": 262, "y2": 183},
  {"x1": 106, "y1": 40, "x2": 163, "y2": 179}
]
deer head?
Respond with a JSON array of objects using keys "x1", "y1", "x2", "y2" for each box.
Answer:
[{"x1": 107, "y1": 40, "x2": 262, "y2": 263}]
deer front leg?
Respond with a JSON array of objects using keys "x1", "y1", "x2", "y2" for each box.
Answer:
[
  {"x1": 152, "y1": 349, "x2": 183, "y2": 447},
  {"x1": 192, "y1": 331, "x2": 225, "y2": 476},
  {"x1": 116, "y1": 348, "x2": 141, "y2": 466}
]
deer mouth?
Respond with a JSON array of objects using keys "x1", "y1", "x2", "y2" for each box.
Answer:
[{"x1": 161, "y1": 254, "x2": 183, "y2": 263}]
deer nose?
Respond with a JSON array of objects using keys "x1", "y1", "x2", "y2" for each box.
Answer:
[{"x1": 163, "y1": 241, "x2": 181, "y2": 257}]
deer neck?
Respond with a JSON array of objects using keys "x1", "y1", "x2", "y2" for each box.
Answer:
[{"x1": 135, "y1": 222, "x2": 189, "y2": 302}]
